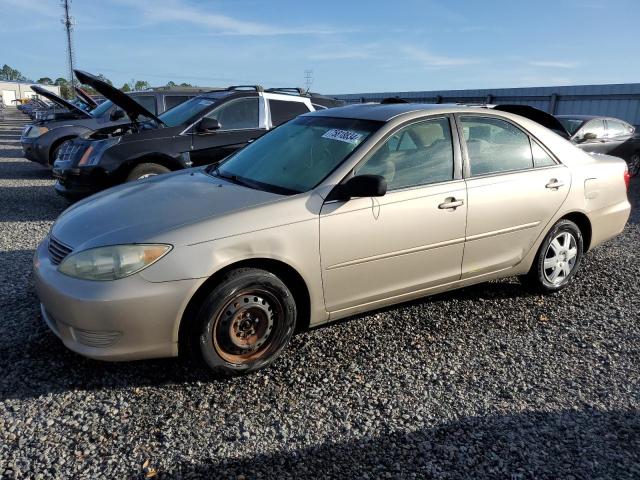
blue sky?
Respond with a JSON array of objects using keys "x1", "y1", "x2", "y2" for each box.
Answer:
[{"x1": 1, "y1": 0, "x2": 639, "y2": 94}]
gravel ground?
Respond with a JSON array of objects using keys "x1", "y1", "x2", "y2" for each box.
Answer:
[{"x1": 0, "y1": 106, "x2": 639, "y2": 479}]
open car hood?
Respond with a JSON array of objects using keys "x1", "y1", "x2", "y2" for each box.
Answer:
[
  {"x1": 31, "y1": 85, "x2": 91, "y2": 118},
  {"x1": 74, "y1": 69, "x2": 165, "y2": 126},
  {"x1": 74, "y1": 86, "x2": 98, "y2": 109},
  {"x1": 492, "y1": 104, "x2": 570, "y2": 138}
]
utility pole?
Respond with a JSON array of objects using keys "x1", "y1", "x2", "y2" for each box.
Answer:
[
  {"x1": 304, "y1": 70, "x2": 313, "y2": 93},
  {"x1": 60, "y1": 0, "x2": 76, "y2": 89}
]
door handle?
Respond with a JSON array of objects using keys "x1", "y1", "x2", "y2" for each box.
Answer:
[
  {"x1": 438, "y1": 197, "x2": 464, "y2": 210},
  {"x1": 545, "y1": 179, "x2": 565, "y2": 189}
]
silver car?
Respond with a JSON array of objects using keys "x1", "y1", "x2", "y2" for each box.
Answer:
[{"x1": 34, "y1": 103, "x2": 631, "y2": 375}]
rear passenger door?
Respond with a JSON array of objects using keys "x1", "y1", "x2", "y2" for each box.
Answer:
[
  {"x1": 265, "y1": 97, "x2": 312, "y2": 127},
  {"x1": 458, "y1": 115, "x2": 571, "y2": 278},
  {"x1": 189, "y1": 96, "x2": 266, "y2": 166}
]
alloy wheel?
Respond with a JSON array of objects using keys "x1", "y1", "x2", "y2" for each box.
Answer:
[{"x1": 543, "y1": 231, "x2": 578, "y2": 285}]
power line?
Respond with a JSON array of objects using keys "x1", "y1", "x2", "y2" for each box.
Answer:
[{"x1": 60, "y1": 0, "x2": 76, "y2": 89}]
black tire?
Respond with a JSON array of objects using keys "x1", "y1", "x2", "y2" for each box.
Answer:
[
  {"x1": 125, "y1": 163, "x2": 170, "y2": 182},
  {"x1": 520, "y1": 219, "x2": 584, "y2": 293},
  {"x1": 49, "y1": 141, "x2": 68, "y2": 167},
  {"x1": 189, "y1": 268, "x2": 297, "y2": 376},
  {"x1": 628, "y1": 151, "x2": 640, "y2": 178}
]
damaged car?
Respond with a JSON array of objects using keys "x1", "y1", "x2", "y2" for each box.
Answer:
[
  {"x1": 21, "y1": 79, "x2": 201, "y2": 167},
  {"x1": 52, "y1": 70, "x2": 343, "y2": 199}
]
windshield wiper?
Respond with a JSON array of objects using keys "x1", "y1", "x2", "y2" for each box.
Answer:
[{"x1": 212, "y1": 167, "x2": 260, "y2": 190}]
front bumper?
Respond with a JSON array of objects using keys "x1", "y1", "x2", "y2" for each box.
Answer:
[
  {"x1": 33, "y1": 238, "x2": 200, "y2": 361},
  {"x1": 20, "y1": 137, "x2": 47, "y2": 165},
  {"x1": 52, "y1": 162, "x2": 106, "y2": 199}
]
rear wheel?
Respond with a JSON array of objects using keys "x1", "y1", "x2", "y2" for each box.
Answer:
[
  {"x1": 126, "y1": 163, "x2": 170, "y2": 181},
  {"x1": 189, "y1": 268, "x2": 297, "y2": 375},
  {"x1": 49, "y1": 141, "x2": 69, "y2": 167},
  {"x1": 628, "y1": 151, "x2": 640, "y2": 178},
  {"x1": 520, "y1": 219, "x2": 583, "y2": 293}
]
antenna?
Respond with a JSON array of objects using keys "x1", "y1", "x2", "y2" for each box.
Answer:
[
  {"x1": 304, "y1": 69, "x2": 313, "y2": 93},
  {"x1": 60, "y1": 0, "x2": 76, "y2": 89}
]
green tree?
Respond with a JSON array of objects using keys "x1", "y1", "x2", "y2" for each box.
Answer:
[
  {"x1": 134, "y1": 80, "x2": 150, "y2": 91},
  {"x1": 121, "y1": 83, "x2": 131, "y2": 92},
  {"x1": 97, "y1": 73, "x2": 113, "y2": 86},
  {"x1": 179, "y1": 82, "x2": 193, "y2": 87},
  {"x1": 0, "y1": 64, "x2": 28, "y2": 81},
  {"x1": 166, "y1": 81, "x2": 176, "y2": 88},
  {"x1": 36, "y1": 77, "x2": 53, "y2": 85},
  {"x1": 54, "y1": 77, "x2": 68, "y2": 86}
]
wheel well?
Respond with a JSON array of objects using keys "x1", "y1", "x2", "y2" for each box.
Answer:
[
  {"x1": 560, "y1": 212, "x2": 592, "y2": 251},
  {"x1": 177, "y1": 258, "x2": 312, "y2": 353}
]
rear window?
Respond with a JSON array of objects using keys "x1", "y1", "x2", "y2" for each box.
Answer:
[{"x1": 268, "y1": 99, "x2": 310, "y2": 127}]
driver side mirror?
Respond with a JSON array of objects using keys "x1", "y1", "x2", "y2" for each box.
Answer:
[
  {"x1": 197, "y1": 117, "x2": 221, "y2": 133},
  {"x1": 328, "y1": 174, "x2": 387, "y2": 201},
  {"x1": 110, "y1": 109, "x2": 125, "y2": 121},
  {"x1": 579, "y1": 132, "x2": 597, "y2": 143}
]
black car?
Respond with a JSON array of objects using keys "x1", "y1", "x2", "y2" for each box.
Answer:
[
  {"x1": 52, "y1": 70, "x2": 343, "y2": 199},
  {"x1": 556, "y1": 115, "x2": 640, "y2": 176},
  {"x1": 21, "y1": 80, "x2": 202, "y2": 167}
]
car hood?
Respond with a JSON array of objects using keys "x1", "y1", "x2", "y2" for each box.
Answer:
[
  {"x1": 31, "y1": 85, "x2": 91, "y2": 119},
  {"x1": 74, "y1": 86, "x2": 98, "y2": 109},
  {"x1": 492, "y1": 104, "x2": 570, "y2": 138},
  {"x1": 51, "y1": 169, "x2": 283, "y2": 250},
  {"x1": 74, "y1": 69, "x2": 165, "y2": 126}
]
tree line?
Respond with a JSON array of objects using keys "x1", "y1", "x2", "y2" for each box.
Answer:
[{"x1": 1, "y1": 64, "x2": 195, "y2": 99}]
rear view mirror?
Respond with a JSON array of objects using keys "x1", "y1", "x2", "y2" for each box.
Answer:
[
  {"x1": 197, "y1": 117, "x2": 221, "y2": 133},
  {"x1": 329, "y1": 174, "x2": 387, "y2": 201},
  {"x1": 110, "y1": 109, "x2": 125, "y2": 121}
]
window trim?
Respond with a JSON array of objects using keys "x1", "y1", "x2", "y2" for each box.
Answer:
[
  {"x1": 350, "y1": 115, "x2": 461, "y2": 193},
  {"x1": 455, "y1": 113, "x2": 562, "y2": 179}
]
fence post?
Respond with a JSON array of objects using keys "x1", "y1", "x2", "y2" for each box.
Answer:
[{"x1": 549, "y1": 93, "x2": 558, "y2": 114}]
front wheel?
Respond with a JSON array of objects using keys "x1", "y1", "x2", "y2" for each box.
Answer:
[
  {"x1": 126, "y1": 163, "x2": 170, "y2": 182},
  {"x1": 628, "y1": 151, "x2": 640, "y2": 178},
  {"x1": 190, "y1": 268, "x2": 297, "y2": 375},
  {"x1": 520, "y1": 219, "x2": 584, "y2": 293}
]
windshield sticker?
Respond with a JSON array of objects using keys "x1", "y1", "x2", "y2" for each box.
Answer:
[
  {"x1": 198, "y1": 100, "x2": 214, "y2": 106},
  {"x1": 322, "y1": 128, "x2": 363, "y2": 145}
]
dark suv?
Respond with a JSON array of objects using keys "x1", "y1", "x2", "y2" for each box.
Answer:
[
  {"x1": 21, "y1": 79, "x2": 203, "y2": 167},
  {"x1": 52, "y1": 70, "x2": 343, "y2": 199}
]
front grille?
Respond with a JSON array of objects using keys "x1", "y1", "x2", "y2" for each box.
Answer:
[
  {"x1": 48, "y1": 236, "x2": 73, "y2": 265},
  {"x1": 73, "y1": 327, "x2": 122, "y2": 348},
  {"x1": 56, "y1": 142, "x2": 86, "y2": 163}
]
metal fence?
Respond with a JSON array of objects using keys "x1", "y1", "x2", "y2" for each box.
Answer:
[{"x1": 332, "y1": 83, "x2": 640, "y2": 127}]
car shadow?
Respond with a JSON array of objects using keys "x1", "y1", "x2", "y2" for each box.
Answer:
[
  {"x1": 0, "y1": 161, "x2": 52, "y2": 180},
  {"x1": 0, "y1": 140, "x2": 21, "y2": 146},
  {"x1": 0, "y1": 148, "x2": 24, "y2": 158},
  {"x1": 0, "y1": 134, "x2": 20, "y2": 140},
  {"x1": 166, "y1": 409, "x2": 639, "y2": 479}
]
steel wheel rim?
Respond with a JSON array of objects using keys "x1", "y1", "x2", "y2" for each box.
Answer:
[
  {"x1": 543, "y1": 231, "x2": 578, "y2": 285},
  {"x1": 213, "y1": 288, "x2": 284, "y2": 365}
]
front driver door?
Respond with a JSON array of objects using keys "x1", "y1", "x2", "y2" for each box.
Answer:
[
  {"x1": 320, "y1": 116, "x2": 467, "y2": 315},
  {"x1": 189, "y1": 96, "x2": 266, "y2": 166},
  {"x1": 574, "y1": 119, "x2": 609, "y2": 155}
]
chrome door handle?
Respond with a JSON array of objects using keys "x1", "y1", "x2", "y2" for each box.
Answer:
[
  {"x1": 545, "y1": 179, "x2": 564, "y2": 189},
  {"x1": 438, "y1": 197, "x2": 464, "y2": 209}
]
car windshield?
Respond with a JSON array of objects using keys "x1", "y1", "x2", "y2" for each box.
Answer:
[
  {"x1": 558, "y1": 117, "x2": 586, "y2": 136},
  {"x1": 159, "y1": 93, "x2": 230, "y2": 127},
  {"x1": 211, "y1": 116, "x2": 383, "y2": 195},
  {"x1": 89, "y1": 99, "x2": 113, "y2": 118}
]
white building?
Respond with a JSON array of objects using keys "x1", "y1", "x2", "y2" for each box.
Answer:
[{"x1": 0, "y1": 81, "x2": 61, "y2": 106}]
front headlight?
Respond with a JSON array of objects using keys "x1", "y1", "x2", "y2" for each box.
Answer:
[
  {"x1": 27, "y1": 126, "x2": 49, "y2": 138},
  {"x1": 78, "y1": 136, "x2": 121, "y2": 166},
  {"x1": 58, "y1": 244, "x2": 172, "y2": 281}
]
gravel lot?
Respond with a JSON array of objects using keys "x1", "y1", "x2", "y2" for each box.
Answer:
[{"x1": 0, "y1": 106, "x2": 639, "y2": 479}]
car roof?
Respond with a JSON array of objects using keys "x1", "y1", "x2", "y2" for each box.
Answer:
[{"x1": 307, "y1": 102, "x2": 497, "y2": 122}]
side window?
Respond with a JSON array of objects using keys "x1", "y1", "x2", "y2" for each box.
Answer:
[
  {"x1": 461, "y1": 117, "x2": 533, "y2": 176},
  {"x1": 580, "y1": 119, "x2": 606, "y2": 140},
  {"x1": 164, "y1": 95, "x2": 190, "y2": 111},
  {"x1": 531, "y1": 140, "x2": 557, "y2": 167},
  {"x1": 355, "y1": 118, "x2": 454, "y2": 190},
  {"x1": 268, "y1": 99, "x2": 310, "y2": 127},
  {"x1": 205, "y1": 97, "x2": 259, "y2": 130},
  {"x1": 607, "y1": 119, "x2": 632, "y2": 138},
  {"x1": 312, "y1": 103, "x2": 327, "y2": 111},
  {"x1": 133, "y1": 95, "x2": 157, "y2": 115}
]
